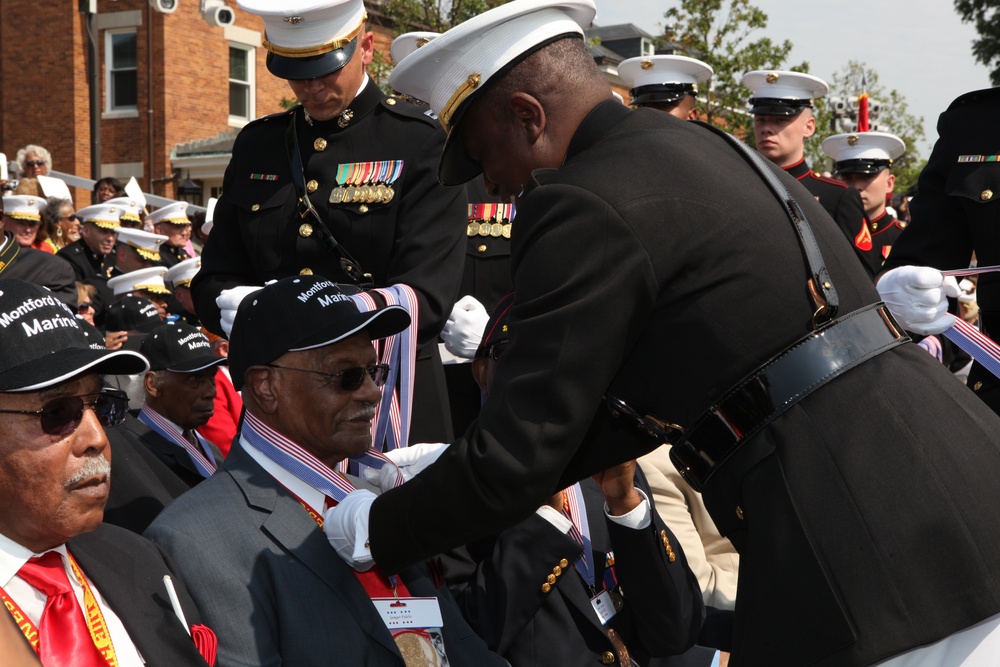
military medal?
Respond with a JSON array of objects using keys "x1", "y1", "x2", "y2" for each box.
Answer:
[{"x1": 329, "y1": 163, "x2": 350, "y2": 204}]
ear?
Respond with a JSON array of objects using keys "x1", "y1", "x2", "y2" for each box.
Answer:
[
  {"x1": 802, "y1": 113, "x2": 816, "y2": 139},
  {"x1": 471, "y1": 358, "x2": 491, "y2": 396},
  {"x1": 359, "y1": 31, "x2": 375, "y2": 67},
  {"x1": 885, "y1": 172, "x2": 895, "y2": 194},
  {"x1": 509, "y1": 92, "x2": 546, "y2": 145},
  {"x1": 243, "y1": 367, "x2": 279, "y2": 414},
  {"x1": 143, "y1": 371, "x2": 159, "y2": 398}
]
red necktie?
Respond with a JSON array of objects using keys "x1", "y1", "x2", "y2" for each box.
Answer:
[{"x1": 17, "y1": 552, "x2": 107, "y2": 667}]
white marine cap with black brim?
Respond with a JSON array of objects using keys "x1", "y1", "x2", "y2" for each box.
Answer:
[
  {"x1": 0, "y1": 278, "x2": 148, "y2": 392},
  {"x1": 619, "y1": 55, "x2": 713, "y2": 107},
  {"x1": 390, "y1": 31, "x2": 440, "y2": 65},
  {"x1": 238, "y1": 0, "x2": 368, "y2": 80},
  {"x1": 741, "y1": 70, "x2": 829, "y2": 116},
  {"x1": 822, "y1": 132, "x2": 906, "y2": 176},
  {"x1": 388, "y1": 0, "x2": 597, "y2": 186}
]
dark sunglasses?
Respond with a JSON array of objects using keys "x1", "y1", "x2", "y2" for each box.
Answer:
[
  {"x1": 0, "y1": 390, "x2": 129, "y2": 437},
  {"x1": 77, "y1": 302, "x2": 93, "y2": 312},
  {"x1": 266, "y1": 364, "x2": 390, "y2": 391},
  {"x1": 24, "y1": 160, "x2": 46, "y2": 168},
  {"x1": 62, "y1": 214, "x2": 80, "y2": 222}
]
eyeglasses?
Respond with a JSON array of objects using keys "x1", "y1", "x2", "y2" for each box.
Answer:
[
  {"x1": 62, "y1": 215, "x2": 79, "y2": 222},
  {"x1": 0, "y1": 390, "x2": 129, "y2": 437},
  {"x1": 266, "y1": 364, "x2": 390, "y2": 391},
  {"x1": 77, "y1": 302, "x2": 93, "y2": 312},
  {"x1": 23, "y1": 160, "x2": 46, "y2": 168}
]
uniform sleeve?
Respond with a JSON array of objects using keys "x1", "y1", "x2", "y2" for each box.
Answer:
[
  {"x1": 384, "y1": 126, "x2": 468, "y2": 344},
  {"x1": 370, "y1": 182, "x2": 659, "y2": 573},
  {"x1": 41, "y1": 254, "x2": 78, "y2": 308}
]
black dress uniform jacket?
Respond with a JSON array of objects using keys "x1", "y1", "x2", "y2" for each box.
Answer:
[
  {"x1": 370, "y1": 101, "x2": 1000, "y2": 666},
  {"x1": 192, "y1": 78, "x2": 467, "y2": 443},
  {"x1": 784, "y1": 158, "x2": 876, "y2": 276},
  {"x1": 57, "y1": 237, "x2": 116, "y2": 323},
  {"x1": 0, "y1": 232, "x2": 77, "y2": 307},
  {"x1": 882, "y1": 86, "x2": 1000, "y2": 411},
  {"x1": 442, "y1": 474, "x2": 712, "y2": 666}
]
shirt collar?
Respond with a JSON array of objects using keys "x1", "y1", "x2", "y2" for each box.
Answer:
[{"x1": 0, "y1": 530, "x2": 69, "y2": 588}]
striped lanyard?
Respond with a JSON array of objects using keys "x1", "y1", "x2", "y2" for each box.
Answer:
[
  {"x1": 562, "y1": 483, "x2": 594, "y2": 589},
  {"x1": 241, "y1": 411, "x2": 400, "y2": 502},
  {"x1": 941, "y1": 265, "x2": 1000, "y2": 378},
  {"x1": 138, "y1": 407, "x2": 216, "y2": 478}
]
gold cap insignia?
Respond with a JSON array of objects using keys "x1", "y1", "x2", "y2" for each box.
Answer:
[
  {"x1": 765, "y1": 72, "x2": 779, "y2": 84},
  {"x1": 640, "y1": 60, "x2": 653, "y2": 70},
  {"x1": 848, "y1": 135, "x2": 859, "y2": 146},
  {"x1": 284, "y1": 16, "x2": 304, "y2": 24},
  {"x1": 416, "y1": 37, "x2": 430, "y2": 48}
]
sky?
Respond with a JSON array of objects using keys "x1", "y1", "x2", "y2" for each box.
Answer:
[{"x1": 591, "y1": 0, "x2": 993, "y2": 157}]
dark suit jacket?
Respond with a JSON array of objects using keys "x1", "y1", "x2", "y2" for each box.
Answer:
[
  {"x1": 370, "y1": 101, "x2": 1000, "y2": 666},
  {"x1": 145, "y1": 442, "x2": 507, "y2": 667},
  {"x1": 105, "y1": 415, "x2": 193, "y2": 534},
  {"x1": 56, "y1": 238, "x2": 115, "y2": 324},
  {"x1": 442, "y1": 474, "x2": 712, "y2": 666},
  {"x1": 883, "y1": 86, "x2": 1000, "y2": 411},
  {"x1": 118, "y1": 414, "x2": 222, "y2": 488},
  {"x1": 68, "y1": 523, "x2": 210, "y2": 666}
]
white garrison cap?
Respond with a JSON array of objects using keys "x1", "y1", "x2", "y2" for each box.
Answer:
[
  {"x1": 201, "y1": 197, "x2": 218, "y2": 236},
  {"x1": 822, "y1": 132, "x2": 906, "y2": 175},
  {"x1": 619, "y1": 55, "x2": 713, "y2": 106},
  {"x1": 2, "y1": 195, "x2": 45, "y2": 222},
  {"x1": 108, "y1": 266, "x2": 170, "y2": 297},
  {"x1": 389, "y1": 0, "x2": 597, "y2": 184},
  {"x1": 238, "y1": 0, "x2": 367, "y2": 80},
  {"x1": 164, "y1": 256, "x2": 201, "y2": 289},
  {"x1": 146, "y1": 201, "x2": 191, "y2": 227},
  {"x1": 76, "y1": 203, "x2": 123, "y2": 230},
  {"x1": 742, "y1": 70, "x2": 829, "y2": 115},
  {"x1": 391, "y1": 31, "x2": 439, "y2": 64},
  {"x1": 116, "y1": 227, "x2": 167, "y2": 262}
]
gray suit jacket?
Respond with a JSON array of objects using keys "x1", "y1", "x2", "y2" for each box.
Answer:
[{"x1": 145, "y1": 441, "x2": 505, "y2": 667}]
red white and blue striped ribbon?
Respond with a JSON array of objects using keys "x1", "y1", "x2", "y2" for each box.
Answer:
[
  {"x1": 138, "y1": 406, "x2": 217, "y2": 478},
  {"x1": 939, "y1": 265, "x2": 1000, "y2": 379},
  {"x1": 564, "y1": 483, "x2": 594, "y2": 588},
  {"x1": 241, "y1": 410, "x2": 399, "y2": 502}
]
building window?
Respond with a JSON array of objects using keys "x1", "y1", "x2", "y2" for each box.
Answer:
[
  {"x1": 229, "y1": 44, "x2": 255, "y2": 124},
  {"x1": 106, "y1": 29, "x2": 138, "y2": 112},
  {"x1": 640, "y1": 38, "x2": 655, "y2": 57}
]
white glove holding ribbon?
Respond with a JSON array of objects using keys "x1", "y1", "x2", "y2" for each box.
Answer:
[
  {"x1": 323, "y1": 489, "x2": 377, "y2": 571},
  {"x1": 362, "y1": 442, "x2": 449, "y2": 492},
  {"x1": 442, "y1": 296, "x2": 490, "y2": 359},
  {"x1": 216, "y1": 284, "x2": 266, "y2": 338},
  {"x1": 877, "y1": 266, "x2": 960, "y2": 335}
]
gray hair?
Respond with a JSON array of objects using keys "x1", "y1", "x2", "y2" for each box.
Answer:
[
  {"x1": 15, "y1": 144, "x2": 52, "y2": 173},
  {"x1": 43, "y1": 197, "x2": 72, "y2": 226}
]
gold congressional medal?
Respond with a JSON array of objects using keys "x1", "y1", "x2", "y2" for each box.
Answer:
[
  {"x1": 393, "y1": 632, "x2": 437, "y2": 667},
  {"x1": 313, "y1": 137, "x2": 327, "y2": 152},
  {"x1": 298, "y1": 223, "x2": 313, "y2": 238},
  {"x1": 609, "y1": 589, "x2": 624, "y2": 612},
  {"x1": 606, "y1": 628, "x2": 632, "y2": 666}
]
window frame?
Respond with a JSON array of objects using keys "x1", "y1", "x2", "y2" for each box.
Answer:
[
  {"x1": 104, "y1": 28, "x2": 139, "y2": 117},
  {"x1": 228, "y1": 42, "x2": 256, "y2": 127}
]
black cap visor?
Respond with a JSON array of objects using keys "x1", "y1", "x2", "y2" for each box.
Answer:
[
  {"x1": 834, "y1": 159, "x2": 891, "y2": 176},
  {"x1": 630, "y1": 83, "x2": 694, "y2": 107},
  {"x1": 0, "y1": 348, "x2": 149, "y2": 392},
  {"x1": 749, "y1": 97, "x2": 812, "y2": 116},
  {"x1": 166, "y1": 356, "x2": 227, "y2": 374},
  {"x1": 439, "y1": 98, "x2": 485, "y2": 186},
  {"x1": 267, "y1": 38, "x2": 358, "y2": 81}
]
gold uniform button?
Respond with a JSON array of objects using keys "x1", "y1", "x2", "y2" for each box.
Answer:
[
  {"x1": 299, "y1": 268, "x2": 313, "y2": 276},
  {"x1": 541, "y1": 582, "x2": 551, "y2": 593},
  {"x1": 559, "y1": 558, "x2": 569, "y2": 568},
  {"x1": 313, "y1": 137, "x2": 327, "y2": 152},
  {"x1": 974, "y1": 381, "x2": 983, "y2": 391},
  {"x1": 386, "y1": 98, "x2": 397, "y2": 105},
  {"x1": 298, "y1": 224, "x2": 313, "y2": 238},
  {"x1": 601, "y1": 651, "x2": 616, "y2": 665},
  {"x1": 306, "y1": 180, "x2": 319, "y2": 193},
  {"x1": 982, "y1": 189, "x2": 994, "y2": 201},
  {"x1": 251, "y1": 204, "x2": 260, "y2": 212},
  {"x1": 736, "y1": 506, "x2": 745, "y2": 521},
  {"x1": 546, "y1": 574, "x2": 557, "y2": 585},
  {"x1": 359, "y1": 204, "x2": 369, "y2": 213},
  {"x1": 552, "y1": 565, "x2": 562, "y2": 577},
  {"x1": 871, "y1": 222, "x2": 879, "y2": 231},
  {"x1": 477, "y1": 244, "x2": 487, "y2": 253}
]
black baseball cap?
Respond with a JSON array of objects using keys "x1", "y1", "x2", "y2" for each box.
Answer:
[
  {"x1": 105, "y1": 296, "x2": 162, "y2": 334},
  {"x1": 228, "y1": 276, "x2": 411, "y2": 390},
  {"x1": 0, "y1": 279, "x2": 148, "y2": 392},
  {"x1": 475, "y1": 292, "x2": 514, "y2": 358},
  {"x1": 140, "y1": 322, "x2": 228, "y2": 373}
]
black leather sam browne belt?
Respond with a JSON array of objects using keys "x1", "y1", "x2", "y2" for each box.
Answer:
[{"x1": 606, "y1": 122, "x2": 910, "y2": 492}]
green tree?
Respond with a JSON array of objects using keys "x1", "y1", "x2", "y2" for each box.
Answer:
[
  {"x1": 954, "y1": 0, "x2": 1000, "y2": 85},
  {"x1": 377, "y1": 0, "x2": 511, "y2": 33},
  {"x1": 806, "y1": 61, "x2": 926, "y2": 195},
  {"x1": 661, "y1": 0, "x2": 807, "y2": 138}
]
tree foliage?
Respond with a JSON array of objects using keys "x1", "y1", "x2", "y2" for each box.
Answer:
[
  {"x1": 806, "y1": 61, "x2": 926, "y2": 195},
  {"x1": 376, "y1": 0, "x2": 511, "y2": 34},
  {"x1": 660, "y1": 0, "x2": 807, "y2": 138},
  {"x1": 954, "y1": 0, "x2": 1000, "y2": 86}
]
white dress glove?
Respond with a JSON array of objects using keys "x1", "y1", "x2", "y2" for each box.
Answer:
[
  {"x1": 362, "y1": 442, "x2": 449, "y2": 492},
  {"x1": 216, "y1": 285, "x2": 265, "y2": 337},
  {"x1": 877, "y1": 266, "x2": 960, "y2": 335},
  {"x1": 442, "y1": 296, "x2": 490, "y2": 359},
  {"x1": 323, "y1": 489, "x2": 377, "y2": 571}
]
